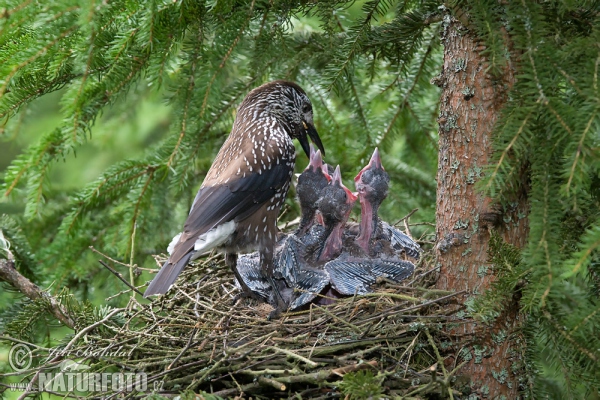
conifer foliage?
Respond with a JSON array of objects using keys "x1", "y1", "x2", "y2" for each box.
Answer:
[
  {"x1": 470, "y1": 1, "x2": 600, "y2": 397},
  {"x1": 0, "y1": 0, "x2": 599, "y2": 398}
]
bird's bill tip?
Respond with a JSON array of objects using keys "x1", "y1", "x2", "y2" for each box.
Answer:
[
  {"x1": 331, "y1": 165, "x2": 356, "y2": 202},
  {"x1": 309, "y1": 143, "x2": 316, "y2": 158},
  {"x1": 307, "y1": 148, "x2": 323, "y2": 172},
  {"x1": 354, "y1": 148, "x2": 383, "y2": 182},
  {"x1": 321, "y1": 163, "x2": 331, "y2": 181},
  {"x1": 369, "y1": 147, "x2": 383, "y2": 169},
  {"x1": 332, "y1": 165, "x2": 342, "y2": 184},
  {"x1": 306, "y1": 123, "x2": 325, "y2": 156}
]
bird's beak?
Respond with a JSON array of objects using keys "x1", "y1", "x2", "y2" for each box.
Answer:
[
  {"x1": 354, "y1": 147, "x2": 383, "y2": 182},
  {"x1": 345, "y1": 189, "x2": 358, "y2": 203},
  {"x1": 321, "y1": 163, "x2": 332, "y2": 181},
  {"x1": 332, "y1": 165, "x2": 342, "y2": 185},
  {"x1": 308, "y1": 149, "x2": 323, "y2": 172},
  {"x1": 331, "y1": 165, "x2": 357, "y2": 203},
  {"x1": 309, "y1": 143, "x2": 316, "y2": 159},
  {"x1": 300, "y1": 121, "x2": 325, "y2": 158},
  {"x1": 369, "y1": 147, "x2": 383, "y2": 169}
]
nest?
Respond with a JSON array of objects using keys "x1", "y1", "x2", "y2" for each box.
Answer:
[{"x1": 44, "y1": 240, "x2": 469, "y2": 399}]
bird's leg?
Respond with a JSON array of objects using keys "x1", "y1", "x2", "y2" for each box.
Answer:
[
  {"x1": 261, "y1": 247, "x2": 287, "y2": 319},
  {"x1": 227, "y1": 253, "x2": 261, "y2": 301}
]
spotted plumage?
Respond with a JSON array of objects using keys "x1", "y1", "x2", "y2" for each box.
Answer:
[{"x1": 144, "y1": 81, "x2": 324, "y2": 302}]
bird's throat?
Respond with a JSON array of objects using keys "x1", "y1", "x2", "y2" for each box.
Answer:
[
  {"x1": 357, "y1": 199, "x2": 378, "y2": 254},
  {"x1": 319, "y1": 223, "x2": 344, "y2": 262}
]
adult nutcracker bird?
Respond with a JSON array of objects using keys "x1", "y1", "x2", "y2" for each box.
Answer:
[{"x1": 144, "y1": 81, "x2": 324, "y2": 301}]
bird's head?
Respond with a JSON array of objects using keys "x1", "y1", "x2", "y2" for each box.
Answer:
[
  {"x1": 332, "y1": 165, "x2": 358, "y2": 205},
  {"x1": 241, "y1": 80, "x2": 324, "y2": 158},
  {"x1": 296, "y1": 145, "x2": 331, "y2": 208},
  {"x1": 317, "y1": 165, "x2": 358, "y2": 225},
  {"x1": 354, "y1": 148, "x2": 390, "y2": 204}
]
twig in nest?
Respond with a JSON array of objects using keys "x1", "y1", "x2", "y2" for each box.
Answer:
[
  {"x1": 407, "y1": 265, "x2": 441, "y2": 286},
  {"x1": 277, "y1": 204, "x2": 291, "y2": 223},
  {"x1": 394, "y1": 208, "x2": 418, "y2": 231},
  {"x1": 168, "y1": 327, "x2": 198, "y2": 370},
  {"x1": 331, "y1": 360, "x2": 378, "y2": 377},
  {"x1": 228, "y1": 372, "x2": 244, "y2": 395},
  {"x1": 360, "y1": 292, "x2": 420, "y2": 303},
  {"x1": 212, "y1": 381, "x2": 260, "y2": 397},
  {"x1": 315, "y1": 305, "x2": 361, "y2": 334},
  {"x1": 90, "y1": 245, "x2": 154, "y2": 271},
  {"x1": 98, "y1": 260, "x2": 143, "y2": 295},
  {"x1": 267, "y1": 346, "x2": 319, "y2": 368},
  {"x1": 194, "y1": 276, "x2": 210, "y2": 317},
  {"x1": 425, "y1": 328, "x2": 453, "y2": 399},
  {"x1": 335, "y1": 345, "x2": 382, "y2": 364},
  {"x1": 258, "y1": 376, "x2": 286, "y2": 391},
  {"x1": 361, "y1": 291, "x2": 466, "y2": 323}
]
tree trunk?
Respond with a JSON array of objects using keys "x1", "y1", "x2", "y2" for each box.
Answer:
[{"x1": 434, "y1": 16, "x2": 528, "y2": 398}]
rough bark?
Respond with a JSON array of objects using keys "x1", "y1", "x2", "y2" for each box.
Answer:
[{"x1": 434, "y1": 17, "x2": 528, "y2": 398}]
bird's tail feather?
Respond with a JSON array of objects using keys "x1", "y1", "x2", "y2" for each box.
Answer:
[{"x1": 144, "y1": 252, "x2": 193, "y2": 297}]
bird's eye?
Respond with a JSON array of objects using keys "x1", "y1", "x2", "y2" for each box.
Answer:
[{"x1": 302, "y1": 103, "x2": 312, "y2": 113}]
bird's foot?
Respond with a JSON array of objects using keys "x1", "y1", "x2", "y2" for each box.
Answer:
[
  {"x1": 267, "y1": 308, "x2": 282, "y2": 320},
  {"x1": 266, "y1": 277, "x2": 290, "y2": 319},
  {"x1": 267, "y1": 300, "x2": 287, "y2": 320}
]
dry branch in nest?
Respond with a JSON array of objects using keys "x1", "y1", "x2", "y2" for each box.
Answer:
[{"x1": 4, "y1": 229, "x2": 469, "y2": 399}]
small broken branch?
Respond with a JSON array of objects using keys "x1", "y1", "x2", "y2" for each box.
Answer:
[{"x1": 98, "y1": 260, "x2": 143, "y2": 295}]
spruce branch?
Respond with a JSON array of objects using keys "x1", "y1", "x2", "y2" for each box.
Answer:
[
  {"x1": 199, "y1": 0, "x2": 257, "y2": 118},
  {"x1": 0, "y1": 26, "x2": 78, "y2": 98},
  {"x1": 0, "y1": 259, "x2": 75, "y2": 329}
]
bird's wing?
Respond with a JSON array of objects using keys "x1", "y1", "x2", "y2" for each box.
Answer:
[
  {"x1": 144, "y1": 161, "x2": 292, "y2": 297},
  {"x1": 325, "y1": 260, "x2": 376, "y2": 295},
  {"x1": 290, "y1": 268, "x2": 330, "y2": 310},
  {"x1": 275, "y1": 235, "x2": 302, "y2": 285},
  {"x1": 236, "y1": 252, "x2": 271, "y2": 300},
  {"x1": 176, "y1": 161, "x2": 292, "y2": 258},
  {"x1": 382, "y1": 222, "x2": 421, "y2": 259},
  {"x1": 325, "y1": 258, "x2": 415, "y2": 296},
  {"x1": 369, "y1": 259, "x2": 415, "y2": 282}
]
